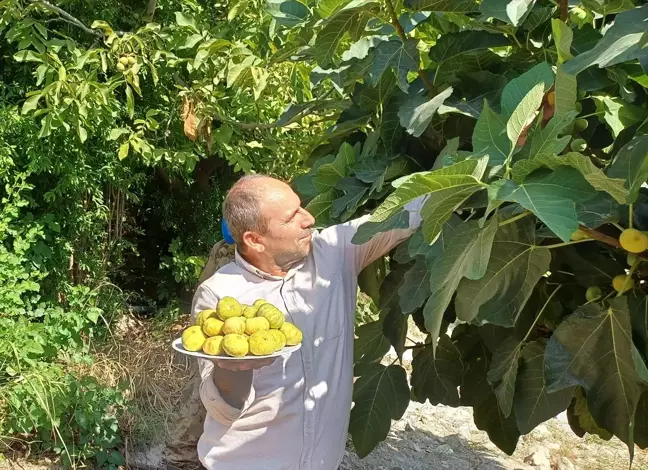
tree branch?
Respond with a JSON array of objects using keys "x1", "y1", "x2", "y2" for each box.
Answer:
[
  {"x1": 577, "y1": 225, "x2": 621, "y2": 249},
  {"x1": 32, "y1": 0, "x2": 126, "y2": 37},
  {"x1": 34, "y1": 0, "x2": 101, "y2": 36},
  {"x1": 560, "y1": 0, "x2": 568, "y2": 22},
  {"x1": 385, "y1": 0, "x2": 437, "y2": 96}
]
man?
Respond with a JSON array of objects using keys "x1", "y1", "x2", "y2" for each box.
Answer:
[{"x1": 190, "y1": 174, "x2": 426, "y2": 470}]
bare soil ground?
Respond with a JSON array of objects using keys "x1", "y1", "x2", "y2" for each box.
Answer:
[{"x1": 2, "y1": 313, "x2": 647, "y2": 470}]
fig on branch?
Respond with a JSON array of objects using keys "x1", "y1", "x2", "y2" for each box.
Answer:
[
  {"x1": 127, "y1": 56, "x2": 136, "y2": 65},
  {"x1": 116, "y1": 63, "x2": 126, "y2": 72},
  {"x1": 612, "y1": 274, "x2": 635, "y2": 293},
  {"x1": 119, "y1": 57, "x2": 129, "y2": 66},
  {"x1": 570, "y1": 229, "x2": 589, "y2": 241},
  {"x1": 627, "y1": 253, "x2": 638, "y2": 266},
  {"x1": 585, "y1": 286, "x2": 602, "y2": 302},
  {"x1": 574, "y1": 119, "x2": 588, "y2": 132},
  {"x1": 619, "y1": 228, "x2": 648, "y2": 253},
  {"x1": 570, "y1": 138, "x2": 587, "y2": 152}
]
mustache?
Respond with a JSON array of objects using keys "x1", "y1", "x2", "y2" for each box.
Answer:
[{"x1": 299, "y1": 228, "x2": 313, "y2": 238}]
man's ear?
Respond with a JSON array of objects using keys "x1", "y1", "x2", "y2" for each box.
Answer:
[{"x1": 242, "y1": 231, "x2": 265, "y2": 254}]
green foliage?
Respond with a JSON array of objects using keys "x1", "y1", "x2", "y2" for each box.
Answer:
[
  {"x1": 0, "y1": 0, "x2": 333, "y2": 466},
  {"x1": 275, "y1": 0, "x2": 648, "y2": 464}
]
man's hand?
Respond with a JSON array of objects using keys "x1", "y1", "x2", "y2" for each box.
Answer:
[
  {"x1": 210, "y1": 358, "x2": 276, "y2": 409},
  {"x1": 213, "y1": 357, "x2": 275, "y2": 372}
]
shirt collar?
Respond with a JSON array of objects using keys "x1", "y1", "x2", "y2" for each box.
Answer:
[{"x1": 234, "y1": 248, "x2": 305, "y2": 281}]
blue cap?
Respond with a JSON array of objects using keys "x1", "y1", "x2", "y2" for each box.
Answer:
[{"x1": 221, "y1": 218, "x2": 235, "y2": 244}]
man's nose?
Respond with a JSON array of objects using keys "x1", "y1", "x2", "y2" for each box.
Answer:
[{"x1": 301, "y1": 208, "x2": 315, "y2": 227}]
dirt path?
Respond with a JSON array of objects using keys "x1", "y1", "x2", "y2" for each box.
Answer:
[{"x1": 337, "y1": 347, "x2": 648, "y2": 470}]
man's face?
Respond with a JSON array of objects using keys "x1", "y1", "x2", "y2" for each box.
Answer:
[{"x1": 256, "y1": 180, "x2": 315, "y2": 267}]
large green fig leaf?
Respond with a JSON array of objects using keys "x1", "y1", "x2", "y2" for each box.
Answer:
[{"x1": 545, "y1": 298, "x2": 644, "y2": 457}]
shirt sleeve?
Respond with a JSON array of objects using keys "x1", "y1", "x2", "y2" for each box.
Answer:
[
  {"x1": 319, "y1": 194, "x2": 429, "y2": 276},
  {"x1": 191, "y1": 283, "x2": 256, "y2": 425}
]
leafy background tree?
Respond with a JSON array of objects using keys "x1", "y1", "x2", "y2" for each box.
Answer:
[{"x1": 0, "y1": 0, "x2": 648, "y2": 468}]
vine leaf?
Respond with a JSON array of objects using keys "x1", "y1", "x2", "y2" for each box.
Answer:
[
  {"x1": 313, "y1": 0, "x2": 378, "y2": 68},
  {"x1": 506, "y1": 83, "x2": 544, "y2": 149},
  {"x1": 487, "y1": 337, "x2": 523, "y2": 418},
  {"x1": 527, "y1": 111, "x2": 579, "y2": 159},
  {"x1": 628, "y1": 293, "x2": 648, "y2": 362},
  {"x1": 501, "y1": 62, "x2": 554, "y2": 117},
  {"x1": 369, "y1": 39, "x2": 419, "y2": 92},
  {"x1": 545, "y1": 298, "x2": 644, "y2": 458},
  {"x1": 423, "y1": 216, "x2": 499, "y2": 356},
  {"x1": 512, "y1": 152, "x2": 628, "y2": 204},
  {"x1": 398, "y1": 87, "x2": 454, "y2": 137},
  {"x1": 404, "y1": 0, "x2": 479, "y2": 12},
  {"x1": 458, "y1": 328, "x2": 521, "y2": 454},
  {"x1": 591, "y1": 95, "x2": 648, "y2": 138},
  {"x1": 349, "y1": 363, "x2": 410, "y2": 457},
  {"x1": 354, "y1": 320, "x2": 391, "y2": 363},
  {"x1": 607, "y1": 135, "x2": 648, "y2": 204},
  {"x1": 429, "y1": 31, "x2": 510, "y2": 78},
  {"x1": 551, "y1": 19, "x2": 573, "y2": 64},
  {"x1": 489, "y1": 166, "x2": 598, "y2": 242},
  {"x1": 351, "y1": 211, "x2": 410, "y2": 245},
  {"x1": 398, "y1": 256, "x2": 432, "y2": 314},
  {"x1": 366, "y1": 158, "x2": 486, "y2": 227},
  {"x1": 411, "y1": 335, "x2": 463, "y2": 406},
  {"x1": 564, "y1": 4, "x2": 648, "y2": 75},
  {"x1": 472, "y1": 101, "x2": 510, "y2": 166},
  {"x1": 313, "y1": 142, "x2": 356, "y2": 192},
  {"x1": 455, "y1": 217, "x2": 551, "y2": 327},
  {"x1": 513, "y1": 340, "x2": 575, "y2": 434},
  {"x1": 554, "y1": 65, "x2": 578, "y2": 119},
  {"x1": 479, "y1": 0, "x2": 536, "y2": 26}
]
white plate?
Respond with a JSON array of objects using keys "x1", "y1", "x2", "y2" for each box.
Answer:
[{"x1": 172, "y1": 337, "x2": 301, "y2": 360}]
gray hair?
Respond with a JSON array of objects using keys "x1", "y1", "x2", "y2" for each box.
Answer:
[{"x1": 222, "y1": 174, "x2": 274, "y2": 245}]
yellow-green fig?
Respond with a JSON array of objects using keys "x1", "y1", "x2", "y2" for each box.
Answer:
[
  {"x1": 253, "y1": 299, "x2": 268, "y2": 307},
  {"x1": 242, "y1": 305, "x2": 259, "y2": 318},
  {"x1": 182, "y1": 325, "x2": 207, "y2": 352},
  {"x1": 269, "y1": 329, "x2": 287, "y2": 351},
  {"x1": 257, "y1": 304, "x2": 284, "y2": 329},
  {"x1": 222, "y1": 317, "x2": 246, "y2": 335},
  {"x1": 216, "y1": 296, "x2": 242, "y2": 320},
  {"x1": 202, "y1": 318, "x2": 225, "y2": 336},
  {"x1": 202, "y1": 336, "x2": 224, "y2": 355},
  {"x1": 222, "y1": 334, "x2": 249, "y2": 357},
  {"x1": 280, "y1": 322, "x2": 303, "y2": 346},
  {"x1": 248, "y1": 331, "x2": 277, "y2": 356},
  {"x1": 196, "y1": 309, "x2": 218, "y2": 326},
  {"x1": 245, "y1": 317, "x2": 270, "y2": 335}
]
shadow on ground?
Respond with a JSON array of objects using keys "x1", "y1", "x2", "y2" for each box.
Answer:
[{"x1": 340, "y1": 427, "x2": 525, "y2": 470}]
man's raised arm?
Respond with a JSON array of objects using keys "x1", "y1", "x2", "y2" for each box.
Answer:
[{"x1": 320, "y1": 194, "x2": 429, "y2": 276}]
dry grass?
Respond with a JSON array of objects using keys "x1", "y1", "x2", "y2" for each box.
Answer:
[{"x1": 70, "y1": 311, "x2": 195, "y2": 452}]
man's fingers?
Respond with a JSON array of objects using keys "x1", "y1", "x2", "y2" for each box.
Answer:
[{"x1": 214, "y1": 357, "x2": 276, "y2": 371}]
